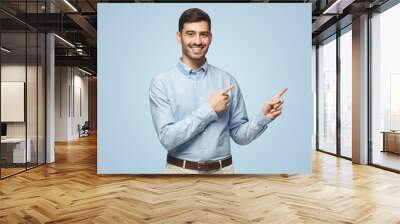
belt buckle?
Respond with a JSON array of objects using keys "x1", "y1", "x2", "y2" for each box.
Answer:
[{"x1": 197, "y1": 161, "x2": 208, "y2": 170}]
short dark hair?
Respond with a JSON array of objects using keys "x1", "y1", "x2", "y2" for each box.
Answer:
[{"x1": 178, "y1": 8, "x2": 211, "y2": 32}]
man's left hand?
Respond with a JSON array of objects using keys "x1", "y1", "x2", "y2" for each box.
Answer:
[{"x1": 262, "y1": 88, "x2": 288, "y2": 120}]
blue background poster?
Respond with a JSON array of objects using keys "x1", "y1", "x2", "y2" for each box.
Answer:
[{"x1": 98, "y1": 3, "x2": 312, "y2": 174}]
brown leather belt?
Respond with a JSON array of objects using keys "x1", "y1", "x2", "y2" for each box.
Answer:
[{"x1": 167, "y1": 155, "x2": 232, "y2": 171}]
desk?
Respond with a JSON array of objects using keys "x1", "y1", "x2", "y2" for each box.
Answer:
[
  {"x1": 381, "y1": 131, "x2": 400, "y2": 154},
  {"x1": 1, "y1": 138, "x2": 31, "y2": 163}
]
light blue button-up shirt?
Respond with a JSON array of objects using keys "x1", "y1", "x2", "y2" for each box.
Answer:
[{"x1": 149, "y1": 59, "x2": 272, "y2": 162}]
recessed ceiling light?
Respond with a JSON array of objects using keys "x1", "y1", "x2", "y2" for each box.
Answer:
[
  {"x1": 63, "y1": 0, "x2": 78, "y2": 12},
  {"x1": 54, "y1": 34, "x2": 75, "y2": 48},
  {"x1": 78, "y1": 67, "x2": 93, "y2": 76},
  {"x1": 1, "y1": 47, "x2": 11, "y2": 53},
  {"x1": 322, "y1": 0, "x2": 354, "y2": 15}
]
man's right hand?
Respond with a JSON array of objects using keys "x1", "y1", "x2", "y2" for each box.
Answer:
[{"x1": 208, "y1": 85, "x2": 235, "y2": 113}]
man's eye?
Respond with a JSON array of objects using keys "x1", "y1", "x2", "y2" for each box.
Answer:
[
  {"x1": 201, "y1": 33, "x2": 209, "y2": 38},
  {"x1": 186, "y1": 33, "x2": 194, "y2": 37}
]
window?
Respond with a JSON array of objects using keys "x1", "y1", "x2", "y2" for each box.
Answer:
[
  {"x1": 318, "y1": 35, "x2": 337, "y2": 154},
  {"x1": 371, "y1": 3, "x2": 400, "y2": 171},
  {"x1": 339, "y1": 28, "x2": 352, "y2": 158}
]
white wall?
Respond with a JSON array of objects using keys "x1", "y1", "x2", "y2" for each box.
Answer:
[
  {"x1": 55, "y1": 66, "x2": 69, "y2": 141},
  {"x1": 55, "y1": 67, "x2": 89, "y2": 141},
  {"x1": 1, "y1": 65, "x2": 41, "y2": 138},
  {"x1": 1, "y1": 66, "x2": 26, "y2": 137},
  {"x1": 72, "y1": 72, "x2": 89, "y2": 138},
  {"x1": 1, "y1": 63, "x2": 46, "y2": 164}
]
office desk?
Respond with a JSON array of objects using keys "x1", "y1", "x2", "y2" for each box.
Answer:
[
  {"x1": 1, "y1": 138, "x2": 32, "y2": 163},
  {"x1": 381, "y1": 131, "x2": 400, "y2": 154}
]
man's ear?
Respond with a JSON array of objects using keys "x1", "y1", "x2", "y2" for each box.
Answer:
[
  {"x1": 209, "y1": 32, "x2": 212, "y2": 45},
  {"x1": 176, "y1": 32, "x2": 182, "y2": 43}
]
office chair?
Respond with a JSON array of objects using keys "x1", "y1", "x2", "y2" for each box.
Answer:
[{"x1": 79, "y1": 121, "x2": 90, "y2": 138}]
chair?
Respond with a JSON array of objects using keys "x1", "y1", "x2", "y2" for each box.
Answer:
[{"x1": 79, "y1": 121, "x2": 90, "y2": 138}]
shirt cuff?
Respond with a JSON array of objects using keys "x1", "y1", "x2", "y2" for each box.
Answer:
[
  {"x1": 196, "y1": 103, "x2": 218, "y2": 122},
  {"x1": 255, "y1": 112, "x2": 272, "y2": 127}
]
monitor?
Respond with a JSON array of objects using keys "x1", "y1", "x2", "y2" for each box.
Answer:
[{"x1": 1, "y1": 123, "x2": 7, "y2": 137}]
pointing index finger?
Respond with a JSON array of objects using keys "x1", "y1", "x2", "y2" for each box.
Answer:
[
  {"x1": 222, "y1": 85, "x2": 235, "y2": 94},
  {"x1": 275, "y1": 87, "x2": 288, "y2": 98}
]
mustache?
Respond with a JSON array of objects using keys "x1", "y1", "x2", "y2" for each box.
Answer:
[{"x1": 188, "y1": 44, "x2": 205, "y2": 48}]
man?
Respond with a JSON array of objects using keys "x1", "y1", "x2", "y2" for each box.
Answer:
[{"x1": 149, "y1": 8, "x2": 287, "y2": 174}]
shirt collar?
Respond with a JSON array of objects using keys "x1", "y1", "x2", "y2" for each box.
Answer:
[{"x1": 177, "y1": 58, "x2": 209, "y2": 78}]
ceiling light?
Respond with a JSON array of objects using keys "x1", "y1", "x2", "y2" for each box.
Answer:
[
  {"x1": 76, "y1": 48, "x2": 85, "y2": 55},
  {"x1": 322, "y1": 0, "x2": 354, "y2": 15},
  {"x1": 54, "y1": 34, "x2": 75, "y2": 48},
  {"x1": 323, "y1": 0, "x2": 341, "y2": 14},
  {"x1": 1, "y1": 47, "x2": 11, "y2": 53},
  {"x1": 63, "y1": 0, "x2": 78, "y2": 12},
  {"x1": 78, "y1": 67, "x2": 93, "y2": 76}
]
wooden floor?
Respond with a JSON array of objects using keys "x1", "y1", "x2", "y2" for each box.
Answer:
[
  {"x1": 373, "y1": 151, "x2": 400, "y2": 171},
  {"x1": 1, "y1": 134, "x2": 400, "y2": 223},
  {"x1": 1, "y1": 163, "x2": 45, "y2": 178},
  {"x1": 0, "y1": 167, "x2": 26, "y2": 178}
]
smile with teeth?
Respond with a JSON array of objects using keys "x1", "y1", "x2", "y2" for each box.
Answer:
[{"x1": 189, "y1": 46, "x2": 204, "y2": 53}]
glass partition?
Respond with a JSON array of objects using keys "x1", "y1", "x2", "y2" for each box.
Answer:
[
  {"x1": 0, "y1": 1, "x2": 46, "y2": 179},
  {"x1": 27, "y1": 30, "x2": 38, "y2": 169},
  {"x1": 1, "y1": 31, "x2": 28, "y2": 177}
]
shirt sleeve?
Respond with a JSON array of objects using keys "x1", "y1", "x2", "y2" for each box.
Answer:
[
  {"x1": 228, "y1": 83, "x2": 273, "y2": 145},
  {"x1": 149, "y1": 78, "x2": 218, "y2": 151}
]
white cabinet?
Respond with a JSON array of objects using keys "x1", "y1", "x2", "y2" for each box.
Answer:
[{"x1": 1, "y1": 138, "x2": 32, "y2": 163}]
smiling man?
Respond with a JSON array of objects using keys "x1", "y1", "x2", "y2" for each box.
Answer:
[{"x1": 149, "y1": 8, "x2": 287, "y2": 174}]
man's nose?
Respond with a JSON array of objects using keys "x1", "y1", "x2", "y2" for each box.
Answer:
[{"x1": 194, "y1": 34, "x2": 201, "y2": 44}]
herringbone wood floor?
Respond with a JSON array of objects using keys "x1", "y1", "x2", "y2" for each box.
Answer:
[{"x1": 1, "y1": 134, "x2": 400, "y2": 224}]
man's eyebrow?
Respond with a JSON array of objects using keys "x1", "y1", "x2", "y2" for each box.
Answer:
[{"x1": 184, "y1": 30, "x2": 209, "y2": 33}]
